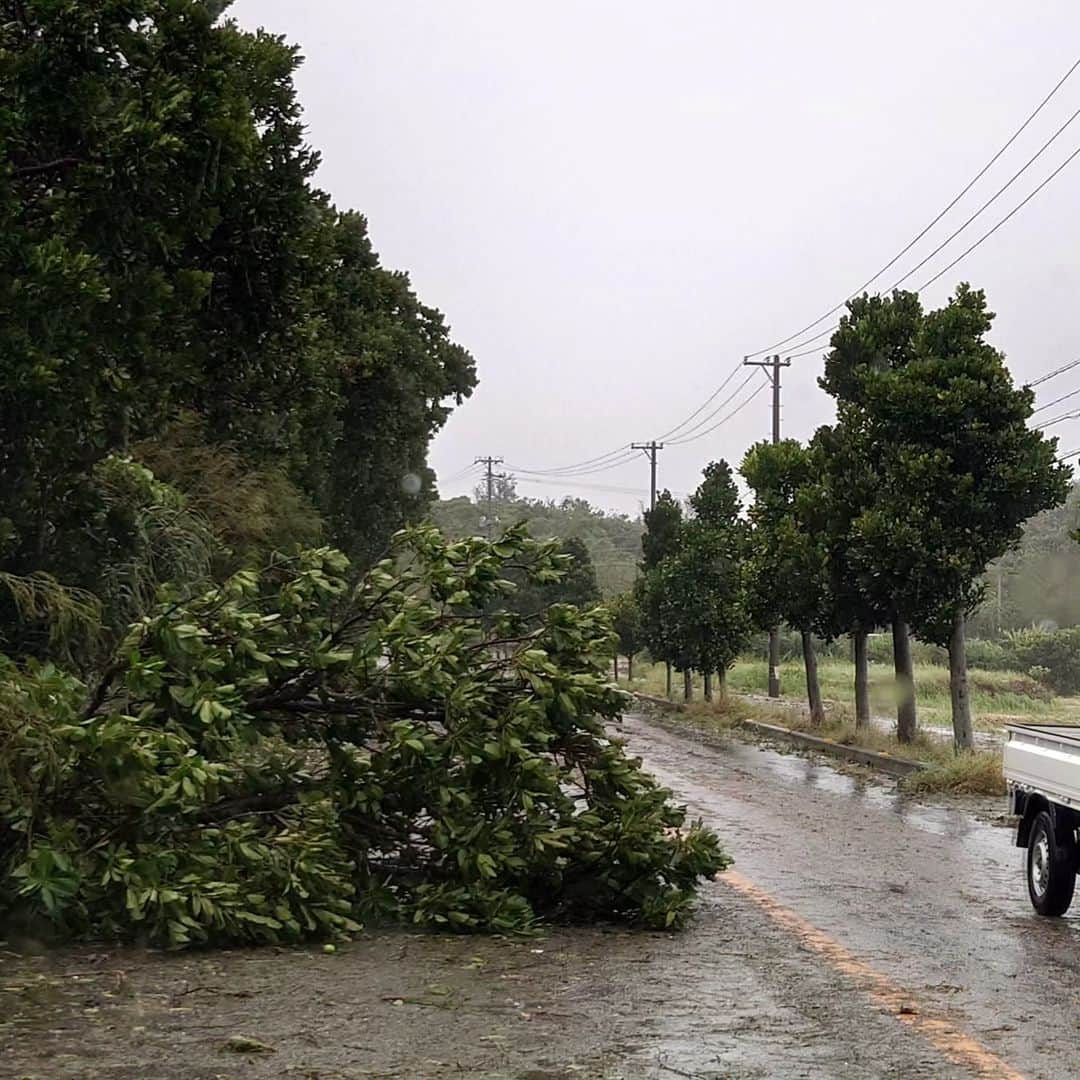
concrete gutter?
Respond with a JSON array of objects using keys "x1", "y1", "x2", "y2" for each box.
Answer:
[
  {"x1": 630, "y1": 691, "x2": 926, "y2": 779},
  {"x1": 738, "y1": 718, "x2": 926, "y2": 777}
]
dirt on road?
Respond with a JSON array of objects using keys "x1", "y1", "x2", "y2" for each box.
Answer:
[{"x1": 1, "y1": 713, "x2": 1075, "y2": 1079}]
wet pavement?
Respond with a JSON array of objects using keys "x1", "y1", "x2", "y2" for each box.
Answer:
[
  {"x1": 1, "y1": 712, "x2": 1076, "y2": 1079},
  {"x1": 617, "y1": 713, "x2": 1077, "y2": 1079}
]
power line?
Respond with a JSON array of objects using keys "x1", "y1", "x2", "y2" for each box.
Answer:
[
  {"x1": 653, "y1": 369, "x2": 759, "y2": 447},
  {"x1": 1032, "y1": 385, "x2": 1080, "y2": 414},
  {"x1": 506, "y1": 444, "x2": 635, "y2": 477},
  {"x1": 913, "y1": 139, "x2": 1080, "y2": 294},
  {"x1": 507, "y1": 451, "x2": 641, "y2": 479},
  {"x1": 666, "y1": 377, "x2": 771, "y2": 446},
  {"x1": 513, "y1": 475, "x2": 687, "y2": 499},
  {"x1": 885, "y1": 103, "x2": 1080, "y2": 292},
  {"x1": 1030, "y1": 357, "x2": 1080, "y2": 388},
  {"x1": 652, "y1": 360, "x2": 750, "y2": 442},
  {"x1": 1037, "y1": 409, "x2": 1080, "y2": 429},
  {"x1": 744, "y1": 54, "x2": 1080, "y2": 360},
  {"x1": 442, "y1": 461, "x2": 484, "y2": 482},
  {"x1": 782, "y1": 138, "x2": 1080, "y2": 362}
]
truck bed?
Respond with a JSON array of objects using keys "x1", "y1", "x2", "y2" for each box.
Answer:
[{"x1": 1003, "y1": 724, "x2": 1080, "y2": 809}]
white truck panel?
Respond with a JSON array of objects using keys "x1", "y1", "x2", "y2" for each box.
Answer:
[{"x1": 1003, "y1": 724, "x2": 1080, "y2": 809}]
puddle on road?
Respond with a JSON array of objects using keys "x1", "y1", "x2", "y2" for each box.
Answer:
[{"x1": 630, "y1": 717, "x2": 1009, "y2": 858}]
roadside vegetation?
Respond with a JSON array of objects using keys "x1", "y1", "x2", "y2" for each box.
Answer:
[
  {"x1": 432, "y1": 479, "x2": 644, "y2": 597},
  {"x1": 628, "y1": 657, "x2": 1074, "y2": 731},
  {"x1": 613, "y1": 289, "x2": 1071, "y2": 755},
  {"x1": 630, "y1": 675, "x2": 1008, "y2": 796},
  {"x1": 0, "y1": 3, "x2": 725, "y2": 948}
]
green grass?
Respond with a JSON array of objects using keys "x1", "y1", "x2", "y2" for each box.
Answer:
[
  {"x1": 634, "y1": 686, "x2": 1006, "y2": 796},
  {"x1": 626, "y1": 657, "x2": 1080, "y2": 731}
]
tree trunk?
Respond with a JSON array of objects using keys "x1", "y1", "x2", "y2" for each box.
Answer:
[
  {"x1": 853, "y1": 629, "x2": 870, "y2": 729},
  {"x1": 949, "y1": 612, "x2": 974, "y2": 752},
  {"x1": 704, "y1": 671, "x2": 713, "y2": 702},
  {"x1": 683, "y1": 670, "x2": 693, "y2": 702},
  {"x1": 768, "y1": 628, "x2": 781, "y2": 697},
  {"x1": 801, "y1": 630, "x2": 825, "y2": 726},
  {"x1": 613, "y1": 655, "x2": 619, "y2": 682},
  {"x1": 628, "y1": 653, "x2": 634, "y2": 681},
  {"x1": 666, "y1": 662, "x2": 672, "y2": 700},
  {"x1": 892, "y1": 617, "x2": 917, "y2": 744},
  {"x1": 718, "y1": 667, "x2": 727, "y2": 697}
]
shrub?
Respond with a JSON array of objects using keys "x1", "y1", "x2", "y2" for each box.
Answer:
[
  {"x1": 1003, "y1": 627, "x2": 1080, "y2": 694},
  {"x1": 0, "y1": 525, "x2": 727, "y2": 947},
  {"x1": 864, "y1": 632, "x2": 946, "y2": 667},
  {"x1": 963, "y1": 637, "x2": 1013, "y2": 672}
]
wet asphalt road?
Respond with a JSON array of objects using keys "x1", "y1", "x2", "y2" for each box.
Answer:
[
  {"x1": 4, "y1": 714, "x2": 1079, "y2": 1080},
  {"x1": 619, "y1": 713, "x2": 1080, "y2": 1080}
]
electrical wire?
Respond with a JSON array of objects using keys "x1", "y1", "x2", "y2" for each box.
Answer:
[
  {"x1": 652, "y1": 369, "x2": 760, "y2": 446},
  {"x1": 503, "y1": 444, "x2": 636, "y2": 477},
  {"x1": 1036, "y1": 409, "x2": 1080, "y2": 429},
  {"x1": 744, "y1": 55, "x2": 1080, "y2": 360},
  {"x1": 666, "y1": 378, "x2": 771, "y2": 446},
  {"x1": 513, "y1": 475, "x2": 685, "y2": 498},
  {"x1": 1030, "y1": 357, "x2": 1080, "y2": 387},
  {"x1": 440, "y1": 463, "x2": 484, "y2": 485},
  {"x1": 1032, "y1": 386, "x2": 1080, "y2": 414},
  {"x1": 913, "y1": 140, "x2": 1080, "y2": 294},
  {"x1": 781, "y1": 139, "x2": 1080, "y2": 362},
  {"x1": 651, "y1": 360, "x2": 747, "y2": 442},
  {"x1": 506, "y1": 450, "x2": 642, "y2": 479}
]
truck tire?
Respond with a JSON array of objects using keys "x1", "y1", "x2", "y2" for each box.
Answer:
[{"x1": 1027, "y1": 810, "x2": 1077, "y2": 917}]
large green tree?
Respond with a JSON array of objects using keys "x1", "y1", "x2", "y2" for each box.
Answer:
[
  {"x1": 637, "y1": 491, "x2": 684, "y2": 697},
  {"x1": 640, "y1": 467, "x2": 749, "y2": 702},
  {"x1": 0, "y1": 1, "x2": 477, "y2": 659},
  {"x1": 822, "y1": 286, "x2": 1070, "y2": 749},
  {"x1": 0, "y1": 526, "x2": 727, "y2": 944},
  {"x1": 668, "y1": 462, "x2": 750, "y2": 700},
  {"x1": 0, "y1": 0, "x2": 324, "y2": 584},
  {"x1": 742, "y1": 441, "x2": 831, "y2": 725},
  {"x1": 809, "y1": 422, "x2": 887, "y2": 727},
  {"x1": 317, "y1": 212, "x2": 476, "y2": 564}
]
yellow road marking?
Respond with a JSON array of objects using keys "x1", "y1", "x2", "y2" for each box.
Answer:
[{"x1": 720, "y1": 870, "x2": 1025, "y2": 1080}]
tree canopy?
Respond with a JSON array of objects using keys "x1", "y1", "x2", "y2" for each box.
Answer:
[
  {"x1": 0, "y1": 526, "x2": 727, "y2": 944},
  {"x1": 0, "y1": 0, "x2": 476, "y2": 659},
  {"x1": 432, "y1": 492, "x2": 643, "y2": 597}
]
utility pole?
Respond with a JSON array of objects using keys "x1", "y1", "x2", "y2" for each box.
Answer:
[
  {"x1": 474, "y1": 456, "x2": 503, "y2": 538},
  {"x1": 631, "y1": 440, "x2": 668, "y2": 694},
  {"x1": 743, "y1": 353, "x2": 791, "y2": 698},
  {"x1": 631, "y1": 441, "x2": 665, "y2": 512}
]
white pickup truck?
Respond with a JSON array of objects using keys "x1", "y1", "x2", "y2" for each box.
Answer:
[{"x1": 1004, "y1": 724, "x2": 1080, "y2": 916}]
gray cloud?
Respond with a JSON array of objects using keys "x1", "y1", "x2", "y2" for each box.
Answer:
[{"x1": 234, "y1": 0, "x2": 1080, "y2": 514}]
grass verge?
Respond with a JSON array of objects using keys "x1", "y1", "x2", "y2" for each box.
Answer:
[
  {"x1": 632, "y1": 690, "x2": 1006, "y2": 796},
  {"x1": 625, "y1": 658, "x2": 1080, "y2": 732}
]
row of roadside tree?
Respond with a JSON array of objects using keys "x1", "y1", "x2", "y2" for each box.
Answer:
[{"x1": 612, "y1": 285, "x2": 1070, "y2": 751}]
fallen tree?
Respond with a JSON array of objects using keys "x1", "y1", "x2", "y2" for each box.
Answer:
[{"x1": 0, "y1": 525, "x2": 726, "y2": 947}]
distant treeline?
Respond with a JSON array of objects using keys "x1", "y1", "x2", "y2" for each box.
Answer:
[{"x1": 432, "y1": 487, "x2": 644, "y2": 596}]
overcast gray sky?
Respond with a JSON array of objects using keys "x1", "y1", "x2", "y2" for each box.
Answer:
[{"x1": 235, "y1": 1, "x2": 1080, "y2": 517}]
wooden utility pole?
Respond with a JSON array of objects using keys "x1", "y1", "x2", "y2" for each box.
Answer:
[
  {"x1": 631, "y1": 441, "x2": 665, "y2": 511},
  {"x1": 743, "y1": 354, "x2": 791, "y2": 698},
  {"x1": 474, "y1": 456, "x2": 504, "y2": 538},
  {"x1": 632, "y1": 440, "x2": 668, "y2": 695}
]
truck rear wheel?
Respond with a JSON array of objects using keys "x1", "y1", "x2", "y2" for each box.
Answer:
[{"x1": 1027, "y1": 810, "x2": 1076, "y2": 917}]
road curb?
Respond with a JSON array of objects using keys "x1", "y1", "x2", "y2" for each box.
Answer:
[
  {"x1": 633, "y1": 691, "x2": 685, "y2": 711},
  {"x1": 630, "y1": 692, "x2": 926, "y2": 778},
  {"x1": 738, "y1": 718, "x2": 926, "y2": 777}
]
